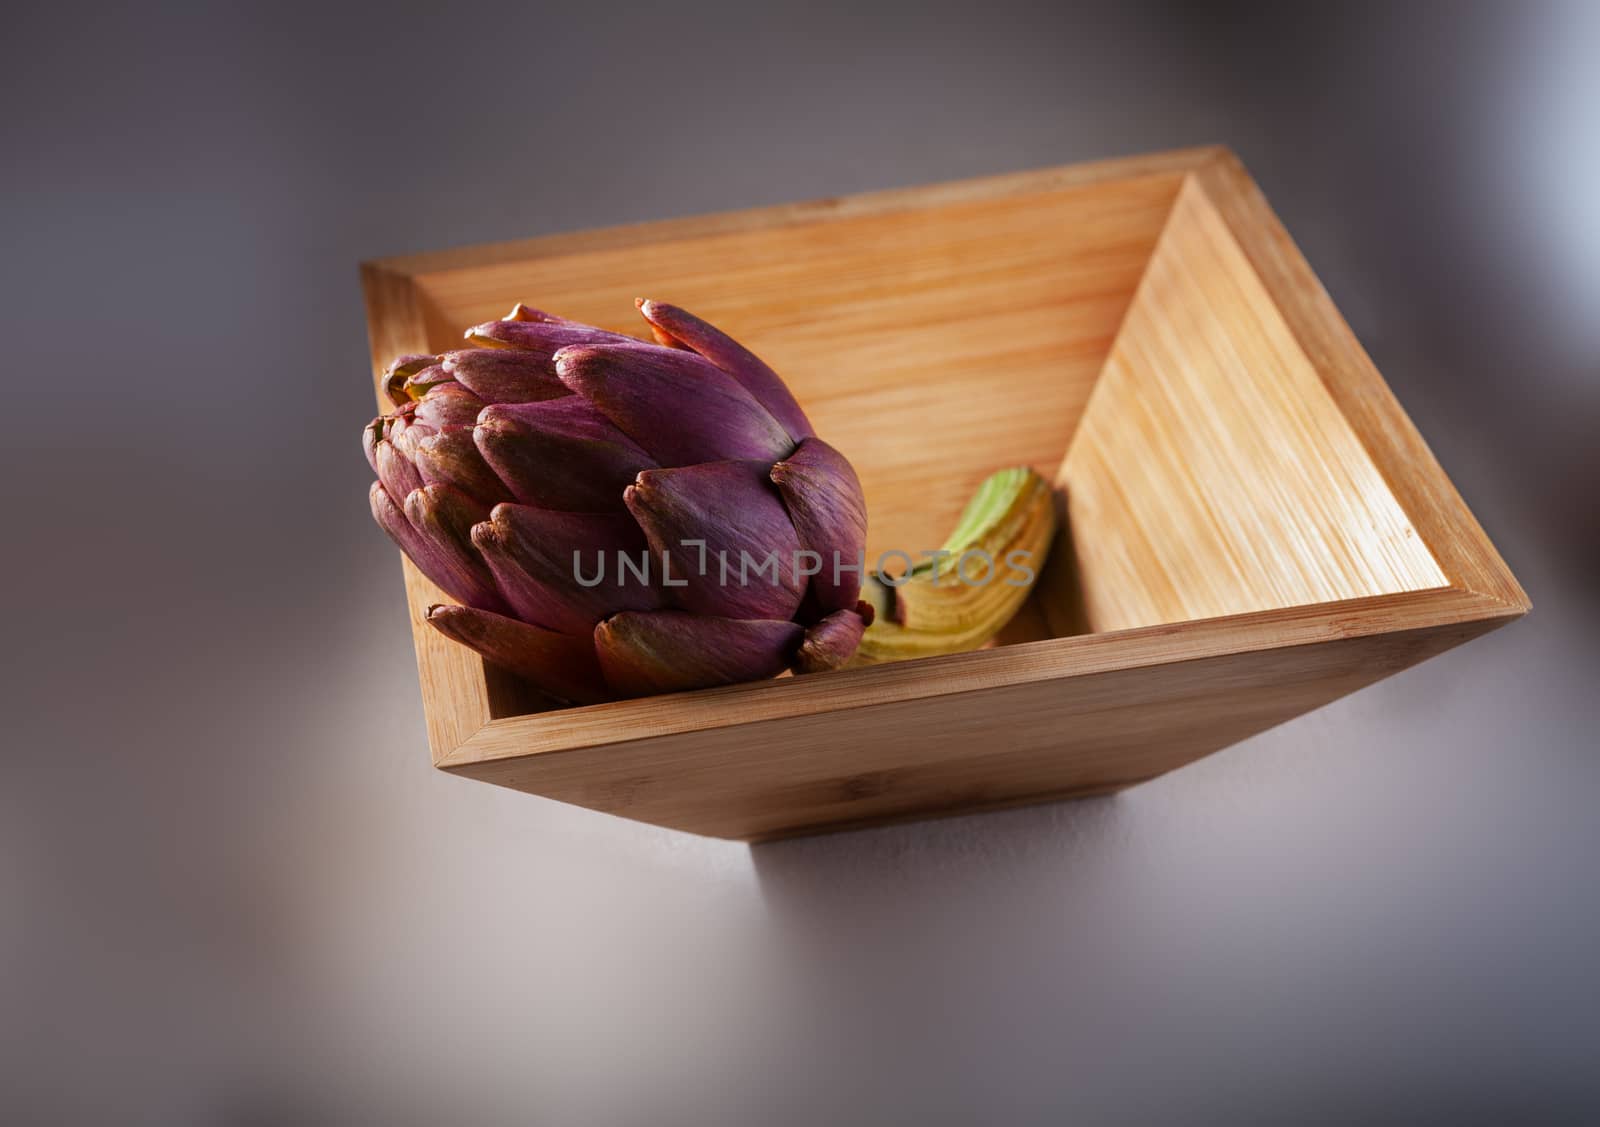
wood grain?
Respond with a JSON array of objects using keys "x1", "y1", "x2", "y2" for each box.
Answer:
[
  {"x1": 360, "y1": 147, "x2": 1527, "y2": 838},
  {"x1": 1191, "y1": 152, "x2": 1529, "y2": 611},
  {"x1": 446, "y1": 609, "x2": 1510, "y2": 841},
  {"x1": 1055, "y1": 179, "x2": 1448, "y2": 633},
  {"x1": 441, "y1": 585, "x2": 1513, "y2": 768},
  {"x1": 407, "y1": 170, "x2": 1185, "y2": 565}
]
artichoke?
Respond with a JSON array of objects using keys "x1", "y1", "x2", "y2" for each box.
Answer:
[{"x1": 364, "y1": 300, "x2": 874, "y2": 705}]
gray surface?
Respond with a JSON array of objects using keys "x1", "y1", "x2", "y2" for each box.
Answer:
[{"x1": 4, "y1": 2, "x2": 1597, "y2": 1123}]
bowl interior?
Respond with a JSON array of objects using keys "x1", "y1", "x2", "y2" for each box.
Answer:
[
  {"x1": 402, "y1": 168, "x2": 1446, "y2": 716},
  {"x1": 1051, "y1": 179, "x2": 1448, "y2": 635}
]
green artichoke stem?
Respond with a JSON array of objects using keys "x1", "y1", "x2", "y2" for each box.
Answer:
[{"x1": 851, "y1": 466, "x2": 1056, "y2": 666}]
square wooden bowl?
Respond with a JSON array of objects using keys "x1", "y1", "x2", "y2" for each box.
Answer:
[{"x1": 362, "y1": 146, "x2": 1526, "y2": 841}]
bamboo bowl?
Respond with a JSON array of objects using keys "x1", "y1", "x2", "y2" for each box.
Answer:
[{"x1": 361, "y1": 146, "x2": 1526, "y2": 841}]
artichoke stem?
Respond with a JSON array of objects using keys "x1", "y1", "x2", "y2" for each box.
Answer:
[{"x1": 851, "y1": 466, "x2": 1056, "y2": 666}]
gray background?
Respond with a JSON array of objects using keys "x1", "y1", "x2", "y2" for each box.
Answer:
[{"x1": 4, "y1": 1, "x2": 1597, "y2": 1123}]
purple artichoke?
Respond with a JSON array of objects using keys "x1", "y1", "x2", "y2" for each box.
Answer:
[{"x1": 365, "y1": 301, "x2": 871, "y2": 705}]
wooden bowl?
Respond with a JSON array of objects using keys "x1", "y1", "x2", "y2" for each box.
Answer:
[{"x1": 361, "y1": 146, "x2": 1526, "y2": 841}]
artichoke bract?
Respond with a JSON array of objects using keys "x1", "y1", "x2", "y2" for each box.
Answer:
[{"x1": 364, "y1": 301, "x2": 872, "y2": 705}]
